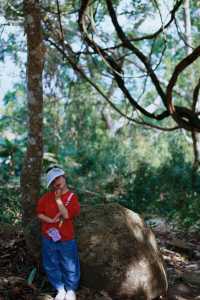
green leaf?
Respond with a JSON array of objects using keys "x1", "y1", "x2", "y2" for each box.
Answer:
[{"x1": 27, "y1": 267, "x2": 37, "y2": 285}]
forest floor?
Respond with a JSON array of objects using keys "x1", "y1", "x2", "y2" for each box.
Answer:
[{"x1": 0, "y1": 222, "x2": 200, "y2": 300}]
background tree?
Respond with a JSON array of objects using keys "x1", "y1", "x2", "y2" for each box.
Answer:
[{"x1": 182, "y1": 0, "x2": 200, "y2": 182}]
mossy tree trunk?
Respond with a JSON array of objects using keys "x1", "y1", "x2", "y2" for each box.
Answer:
[{"x1": 20, "y1": 0, "x2": 45, "y2": 229}]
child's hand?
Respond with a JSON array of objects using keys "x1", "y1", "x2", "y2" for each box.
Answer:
[
  {"x1": 52, "y1": 213, "x2": 61, "y2": 223},
  {"x1": 55, "y1": 189, "x2": 62, "y2": 200},
  {"x1": 55, "y1": 189, "x2": 63, "y2": 207},
  {"x1": 38, "y1": 213, "x2": 60, "y2": 224}
]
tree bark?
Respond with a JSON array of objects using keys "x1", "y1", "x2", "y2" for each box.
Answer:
[
  {"x1": 183, "y1": 0, "x2": 192, "y2": 56},
  {"x1": 21, "y1": 0, "x2": 45, "y2": 228}
]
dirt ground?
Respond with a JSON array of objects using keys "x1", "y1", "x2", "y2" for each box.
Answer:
[{"x1": 0, "y1": 223, "x2": 199, "y2": 300}]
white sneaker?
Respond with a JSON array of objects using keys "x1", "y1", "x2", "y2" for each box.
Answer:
[
  {"x1": 54, "y1": 289, "x2": 66, "y2": 300},
  {"x1": 65, "y1": 290, "x2": 76, "y2": 300}
]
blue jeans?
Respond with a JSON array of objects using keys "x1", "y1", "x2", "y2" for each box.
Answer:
[{"x1": 42, "y1": 237, "x2": 80, "y2": 291}]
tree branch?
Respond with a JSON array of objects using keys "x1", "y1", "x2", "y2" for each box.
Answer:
[
  {"x1": 105, "y1": 0, "x2": 167, "y2": 107},
  {"x1": 166, "y1": 45, "x2": 200, "y2": 114},
  {"x1": 45, "y1": 35, "x2": 178, "y2": 132},
  {"x1": 78, "y1": 0, "x2": 171, "y2": 120},
  {"x1": 192, "y1": 78, "x2": 200, "y2": 111}
]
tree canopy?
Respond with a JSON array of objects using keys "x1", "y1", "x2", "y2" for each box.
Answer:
[{"x1": 0, "y1": 0, "x2": 200, "y2": 230}]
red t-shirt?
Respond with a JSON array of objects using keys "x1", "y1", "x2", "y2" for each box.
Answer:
[{"x1": 37, "y1": 191, "x2": 80, "y2": 241}]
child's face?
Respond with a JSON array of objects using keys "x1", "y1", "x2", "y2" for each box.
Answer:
[{"x1": 51, "y1": 175, "x2": 66, "y2": 191}]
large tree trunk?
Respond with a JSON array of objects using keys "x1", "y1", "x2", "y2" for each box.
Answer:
[{"x1": 21, "y1": 0, "x2": 45, "y2": 229}]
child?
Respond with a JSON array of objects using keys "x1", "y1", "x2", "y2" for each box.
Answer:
[{"x1": 37, "y1": 166, "x2": 80, "y2": 300}]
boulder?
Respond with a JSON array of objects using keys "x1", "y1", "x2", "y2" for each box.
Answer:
[{"x1": 75, "y1": 204, "x2": 168, "y2": 300}]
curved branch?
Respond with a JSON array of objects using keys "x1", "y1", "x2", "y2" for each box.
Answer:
[
  {"x1": 192, "y1": 78, "x2": 200, "y2": 112},
  {"x1": 105, "y1": 0, "x2": 167, "y2": 108},
  {"x1": 166, "y1": 45, "x2": 200, "y2": 113},
  {"x1": 129, "y1": 0, "x2": 183, "y2": 42}
]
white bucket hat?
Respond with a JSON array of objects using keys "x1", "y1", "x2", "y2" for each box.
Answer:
[{"x1": 46, "y1": 167, "x2": 65, "y2": 187}]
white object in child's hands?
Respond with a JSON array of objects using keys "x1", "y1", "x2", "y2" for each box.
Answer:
[{"x1": 48, "y1": 228, "x2": 61, "y2": 242}]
